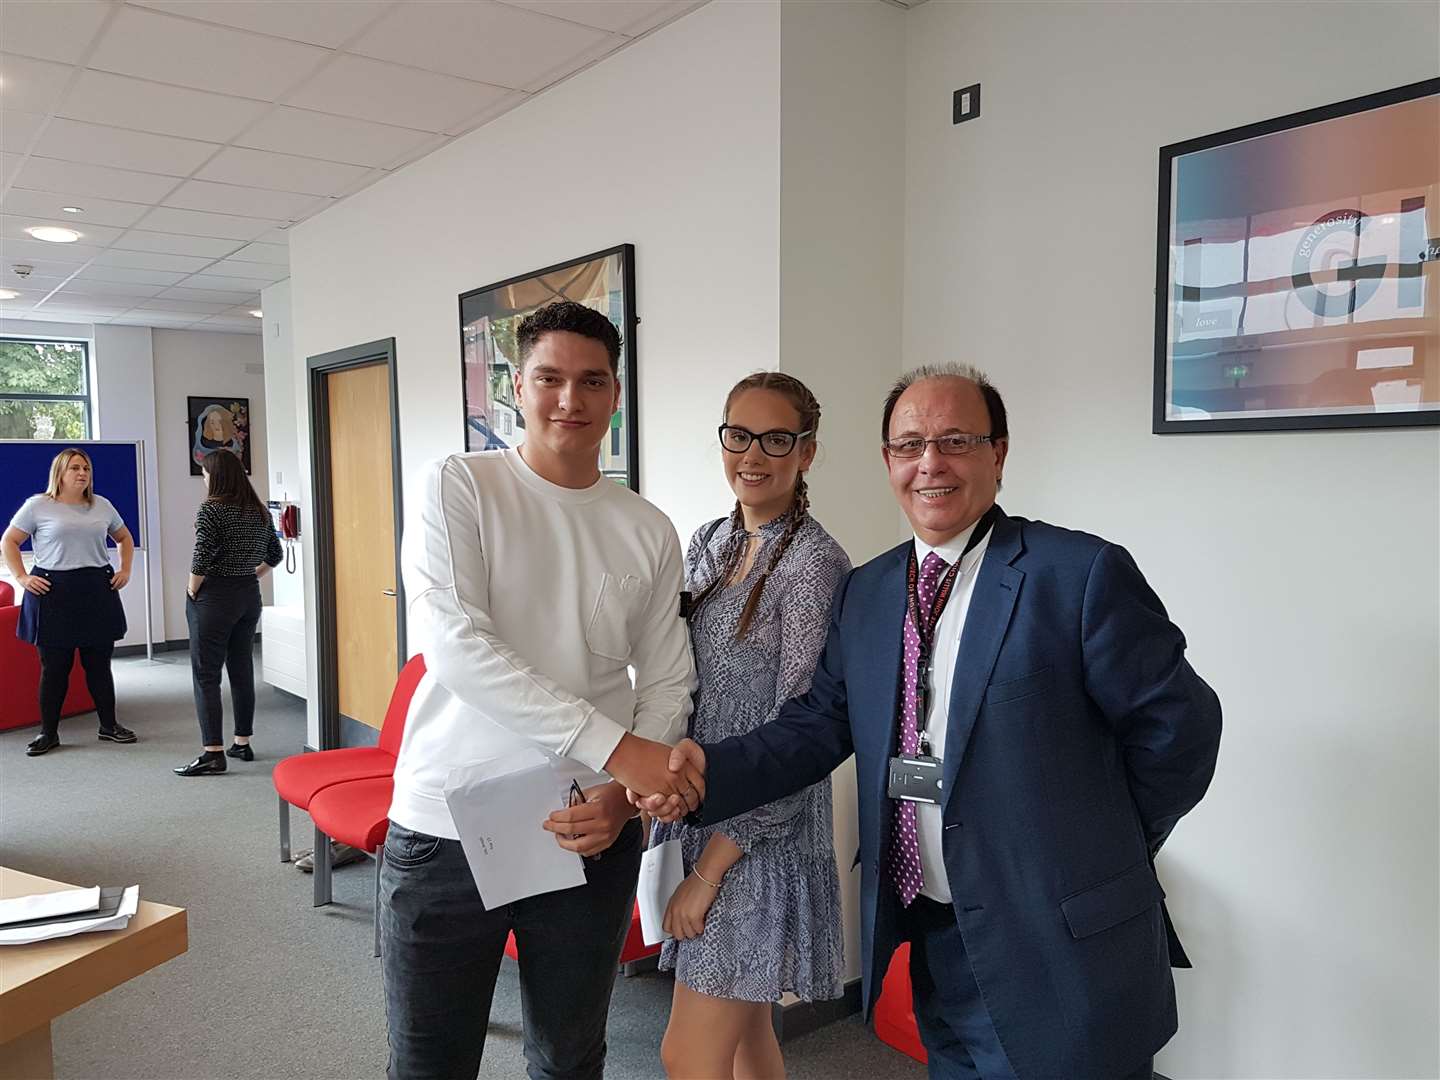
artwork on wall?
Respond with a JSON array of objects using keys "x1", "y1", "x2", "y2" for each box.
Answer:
[
  {"x1": 188, "y1": 396, "x2": 251, "y2": 475},
  {"x1": 459, "y1": 244, "x2": 638, "y2": 490},
  {"x1": 1154, "y1": 78, "x2": 1439, "y2": 433}
]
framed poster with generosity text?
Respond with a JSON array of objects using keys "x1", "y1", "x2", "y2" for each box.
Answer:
[
  {"x1": 458, "y1": 245, "x2": 638, "y2": 490},
  {"x1": 1155, "y1": 79, "x2": 1439, "y2": 433}
]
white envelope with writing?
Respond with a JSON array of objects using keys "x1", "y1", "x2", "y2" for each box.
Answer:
[
  {"x1": 637, "y1": 837, "x2": 685, "y2": 946},
  {"x1": 443, "y1": 747, "x2": 586, "y2": 908}
]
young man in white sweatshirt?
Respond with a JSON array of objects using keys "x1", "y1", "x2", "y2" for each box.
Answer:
[{"x1": 381, "y1": 301, "x2": 702, "y2": 1080}]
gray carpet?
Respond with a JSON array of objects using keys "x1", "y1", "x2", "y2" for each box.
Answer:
[{"x1": 0, "y1": 650, "x2": 926, "y2": 1080}]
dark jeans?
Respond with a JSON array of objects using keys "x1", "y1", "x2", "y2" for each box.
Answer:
[
  {"x1": 38, "y1": 643, "x2": 117, "y2": 736},
  {"x1": 185, "y1": 575, "x2": 261, "y2": 746},
  {"x1": 901, "y1": 897, "x2": 1154, "y2": 1080},
  {"x1": 380, "y1": 817, "x2": 643, "y2": 1080}
]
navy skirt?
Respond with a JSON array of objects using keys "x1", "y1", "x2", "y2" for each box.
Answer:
[{"x1": 16, "y1": 566, "x2": 127, "y2": 649}]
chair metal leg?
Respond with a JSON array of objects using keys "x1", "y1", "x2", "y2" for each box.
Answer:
[
  {"x1": 279, "y1": 796, "x2": 291, "y2": 863},
  {"x1": 312, "y1": 825, "x2": 332, "y2": 907},
  {"x1": 373, "y1": 845, "x2": 384, "y2": 959}
]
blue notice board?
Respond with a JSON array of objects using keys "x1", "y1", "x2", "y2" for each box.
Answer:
[{"x1": 0, "y1": 440, "x2": 144, "y2": 549}]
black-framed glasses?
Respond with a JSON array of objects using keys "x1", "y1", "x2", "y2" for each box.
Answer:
[
  {"x1": 719, "y1": 424, "x2": 813, "y2": 458},
  {"x1": 883, "y1": 433, "x2": 993, "y2": 459}
]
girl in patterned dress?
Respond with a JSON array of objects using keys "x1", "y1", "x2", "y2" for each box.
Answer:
[{"x1": 655, "y1": 373, "x2": 849, "y2": 1079}]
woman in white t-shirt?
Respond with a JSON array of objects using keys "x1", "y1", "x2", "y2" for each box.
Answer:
[{"x1": 2, "y1": 447, "x2": 136, "y2": 756}]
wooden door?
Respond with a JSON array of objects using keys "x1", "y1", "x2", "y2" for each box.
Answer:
[{"x1": 327, "y1": 362, "x2": 396, "y2": 731}]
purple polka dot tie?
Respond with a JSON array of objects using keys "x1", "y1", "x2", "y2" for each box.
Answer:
[{"x1": 891, "y1": 551, "x2": 946, "y2": 907}]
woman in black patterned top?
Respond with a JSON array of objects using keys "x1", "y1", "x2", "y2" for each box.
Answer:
[{"x1": 174, "y1": 450, "x2": 282, "y2": 777}]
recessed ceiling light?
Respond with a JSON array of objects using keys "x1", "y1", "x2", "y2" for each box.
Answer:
[
  {"x1": 249, "y1": 310, "x2": 263, "y2": 318},
  {"x1": 0, "y1": 289, "x2": 19, "y2": 300},
  {"x1": 25, "y1": 226, "x2": 82, "y2": 243},
  {"x1": 61, "y1": 206, "x2": 85, "y2": 214}
]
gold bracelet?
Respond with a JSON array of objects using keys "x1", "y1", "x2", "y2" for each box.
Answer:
[{"x1": 692, "y1": 867, "x2": 723, "y2": 889}]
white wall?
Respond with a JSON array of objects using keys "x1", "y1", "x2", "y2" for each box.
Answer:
[
  {"x1": 260, "y1": 280, "x2": 304, "y2": 610},
  {"x1": 151, "y1": 329, "x2": 268, "y2": 639},
  {"x1": 288, "y1": 0, "x2": 783, "y2": 747},
  {"x1": 902, "y1": 3, "x2": 1440, "y2": 1076}
]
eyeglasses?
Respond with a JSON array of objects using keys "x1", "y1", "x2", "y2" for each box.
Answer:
[
  {"x1": 719, "y1": 424, "x2": 813, "y2": 458},
  {"x1": 883, "y1": 433, "x2": 993, "y2": 459}
]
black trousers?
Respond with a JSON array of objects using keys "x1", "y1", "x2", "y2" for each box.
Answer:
[
  {"x1": 186, "y1": 576, "x2": 261, "y2": 747},
  {"x1": 38, "y1": 644, "x2": 117, "y2": 736}
]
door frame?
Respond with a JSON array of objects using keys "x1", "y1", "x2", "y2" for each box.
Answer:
[{"x1": 307, "y1": 338, "x2": 404, "y2": 751}]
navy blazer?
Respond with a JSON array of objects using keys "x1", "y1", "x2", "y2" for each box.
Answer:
[{"x1": 693, "y1": 510, "x2": 1221, "y2": 1079}]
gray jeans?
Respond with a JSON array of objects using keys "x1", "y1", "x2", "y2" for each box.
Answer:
[{"x1": 380, "y1": 818, "x2": 642, "y2": 1080}]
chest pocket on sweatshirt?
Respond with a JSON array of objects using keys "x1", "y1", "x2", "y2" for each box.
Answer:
[{"x1": 585, "y1": 573, "x2": 651, "y2": 662}]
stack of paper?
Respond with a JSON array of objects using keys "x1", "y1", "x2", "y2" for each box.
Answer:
[{"x1": 0, "y1": 885, "x2": 140, "y2": 945}]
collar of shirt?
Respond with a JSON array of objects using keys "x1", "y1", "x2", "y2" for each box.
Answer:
[{"x1": 911, "y1": 515, "x2": 986, "y2": 574}]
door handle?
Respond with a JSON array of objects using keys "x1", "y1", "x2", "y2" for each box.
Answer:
[{"x1": 382, "y1": 589, "x2": 397, "y2": 597}]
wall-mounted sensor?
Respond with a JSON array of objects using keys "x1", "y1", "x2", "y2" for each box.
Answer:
[{"x1": 953, "y1": 83, "x2": 981, "y2": 125}]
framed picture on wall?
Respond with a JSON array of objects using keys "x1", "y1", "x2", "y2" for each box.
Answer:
[
  {"x1": 188, "y1": 395, "x2": 251, "y2": 475},
  {"x1": 458, "y1": 244, "x2": 639, "y2": 490},
  {"x1": 1154, "y1": 78, "x2": 1439, "y2": 433}
]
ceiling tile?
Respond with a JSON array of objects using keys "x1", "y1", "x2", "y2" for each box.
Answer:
[
  {"x1": 88, "y1": 5, "x2": 330, "y2": 100},
  {"x1": 131, "y1": 0, "x2": 391, "y2": 49},
  {"x1": 47, "y1": 279, "x2": 166, "y2": 299},
  {"x1": 76, "y1": 265, "x2": 189, "y2": 286},
  {"x1": 195, "y1": 146, "x2": 371, "y2": 196},
  {"x1": 440, "y1": 89, "x2": 528, "y2": 137},
  {"x1": 37, "y1": 296, "x2": 135, "y2": 315},
  {"x1": 352, "y1": 2, "x2": 612, "y2": 90},
  {"x1": 1, "y1": 213, "x2": 124, "y2": 246},
  {"x1": 0, "y1": 236, "x2": 105, "y2": 264},
  {"x1": 57, "y1": 69, "x2": 270, "y2": 143},
  {"x1": 162, "y1": 179, "x2": 326, "y2": 220},
  {"x1": 111, "y1": 230, "x2": 245, "y2": 259},
  {"x1": 1, "y1": 152, "x2": 22, "y2": 186},
  {"x1": 134, "y1": 297, "x2": 231, "y2": 314},
  {"x1": 503, "y1": 1, "x2": 702, "y2": 36},
  {"x1": 227, "y1": 242, "x2": 288, "y2": 265},
  {"x1": 286, "y1": 54, "x2": 509, "y2": 133},
  {"x1": 0, "y1": 189, "x2": 150, "y2": 228},
  {"x1": 236, "y1": 106, "x2": 434, "y2": 168},
  {"x1": 180, "y1": 272, "x2": 279, "y2": 292},
  {"x1": 0, "y1": 2, "x2": 112, "y2": 65},
  {"x1": 194, "y1": 314, "x2": 261, "y2": 330},
  {"x1": 252, "y1": 228, "x2": 291, "y2": 245},
  {"x1": 0, "y1": 53, "x2": 76, "y2": 113},
  {"x1": 31, "y1": 117, "x2": 219, "y2": 176},
  {"x1": 15, "y1": 156, "x2": 180, "y2": 203},
  {"x1": 0, "y1": 109, "x2": 46, "y2": 154},
  {"x1": 92, "y1": 249, "x2": 213, "y2": 273},
  {"x1": 160, "y1": 286, "x2": 260, "y2": 303},
  {"x1": 136, "y1": 206, "x2": 280, "y2": 241},
  {"x1": 200, "y1": 258, "x2": 288, "y2": 281}
]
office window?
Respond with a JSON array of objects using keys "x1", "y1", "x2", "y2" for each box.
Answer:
[{"x1": 0, "y1": 338, "x2": 92, "y2": 439}]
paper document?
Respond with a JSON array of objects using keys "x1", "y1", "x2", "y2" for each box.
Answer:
[
  {"x1": 0, "y1": 886, "x2": 99, "y2": 926},
  {"x1": 0, "y1": 886, "x2": 139, "y2": 946},
  {"x1": 637, "y1": 838, "x2": 685, "y2": 946},
  {"x1": 444, "y1": 748, "x2": 586, "y2": 908}
]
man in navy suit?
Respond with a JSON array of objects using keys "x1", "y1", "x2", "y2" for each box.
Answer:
[{"x1": 643, "y1": 364, "x2": 1221, "y2": 1079}]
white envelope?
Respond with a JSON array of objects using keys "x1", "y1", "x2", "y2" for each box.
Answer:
[
  {"x1": 443, "y1": 748, "x2": 586, "y2": 909},
  {"x1": 637, "y1": 838, "x2": 685, "y2": 946},
  {"x1": 0, "y1": 886, "x2": 139, "y2": 946},
  {"x1": 0, "y1": 886, "x2": 99, "y2": 926}
]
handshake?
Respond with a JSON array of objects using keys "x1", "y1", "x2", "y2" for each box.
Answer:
[{"x1": 604, "y1": 733, "x2": 708, "y2": 824}]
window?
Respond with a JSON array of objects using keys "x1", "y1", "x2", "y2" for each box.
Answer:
[{"x1": 0, "y1": 338, "x2": 91, "y2": 440}]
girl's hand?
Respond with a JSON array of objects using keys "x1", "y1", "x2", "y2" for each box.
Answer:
[
  {"x1": 20, "y1": 573, "x2": 50, "y2": 596},
  {"x1": 110, "y1": 568, "x2": 131, "y2": 590},
  {"x1": 662, "y1": 872, "x2": 721, "y2": 941}
]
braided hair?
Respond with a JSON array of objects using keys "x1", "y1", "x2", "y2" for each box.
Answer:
[{"x1": 690, "y1": 372, "x2": 822, "y2": 639}]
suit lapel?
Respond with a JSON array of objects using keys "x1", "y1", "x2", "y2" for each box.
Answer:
[
  {"x1": 943, "y1": 512, "x2": 1024, "y2": 806},
  {"x1": 855, "y1": 544, "x2": 908, "y2": 827}
]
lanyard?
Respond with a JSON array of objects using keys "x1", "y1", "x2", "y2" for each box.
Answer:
[{"x1": 906, "y1": 507, "x2": 998, "y2": 754}]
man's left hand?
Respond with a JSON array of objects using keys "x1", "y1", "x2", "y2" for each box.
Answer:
[{"x1": 543, "y1": 781, "x2": 635, "y2": 856}]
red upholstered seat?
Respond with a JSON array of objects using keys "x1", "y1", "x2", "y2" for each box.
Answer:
[
  {"x1": 0, "y1": 579, "x2": 97, "y2": 732},
  {"x1": 874, "y1": 942, "x2": 928, "y2": 1064},
  {"x1": 308, "y1": 775, "x2": 392, "y2": 853}
]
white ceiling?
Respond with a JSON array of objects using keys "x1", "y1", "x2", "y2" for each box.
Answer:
[{"x1": 0, "y1": 0, "x2": 705, "y2": 334}]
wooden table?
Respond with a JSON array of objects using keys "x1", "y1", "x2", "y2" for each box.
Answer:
[{"x1": 0, "y1": 867, "x2": 187, "y2": 1080}]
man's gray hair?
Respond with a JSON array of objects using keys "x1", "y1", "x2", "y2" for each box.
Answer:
[{"x1": 880, "y1": 363, "x2": 1008, "y2": 444}]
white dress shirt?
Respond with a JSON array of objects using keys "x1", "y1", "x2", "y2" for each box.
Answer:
[{"x1": 911, "y1": 517, "x2": 992, "y2": 904}]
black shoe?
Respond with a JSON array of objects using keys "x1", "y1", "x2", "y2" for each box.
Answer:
[
  {"x1": 26, "y1": 733, "x2": 60, "y2": 756},
  {"x1": 225, "y1": 742, "x2": 254, "y2": 761},
  {"x1": 173, "y1": 752, "x2": 226, "y2": 777},
  {"x1": 98, "y1": 725, "x2": 137, "y2": 744}
]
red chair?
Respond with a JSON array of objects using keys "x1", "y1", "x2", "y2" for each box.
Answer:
[
  {"x1": 874, "y1": 941, "x2": 928, "y2": 1064},
  {"x1": 273, "y1": 654, "x2": 425, "y2": 904},
  {"x1": 308, "y1": 774, "x2": 393, "y2": 956},
  {"x1": 0, "y1": 580, "x2": 96, "y2": 733}
]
